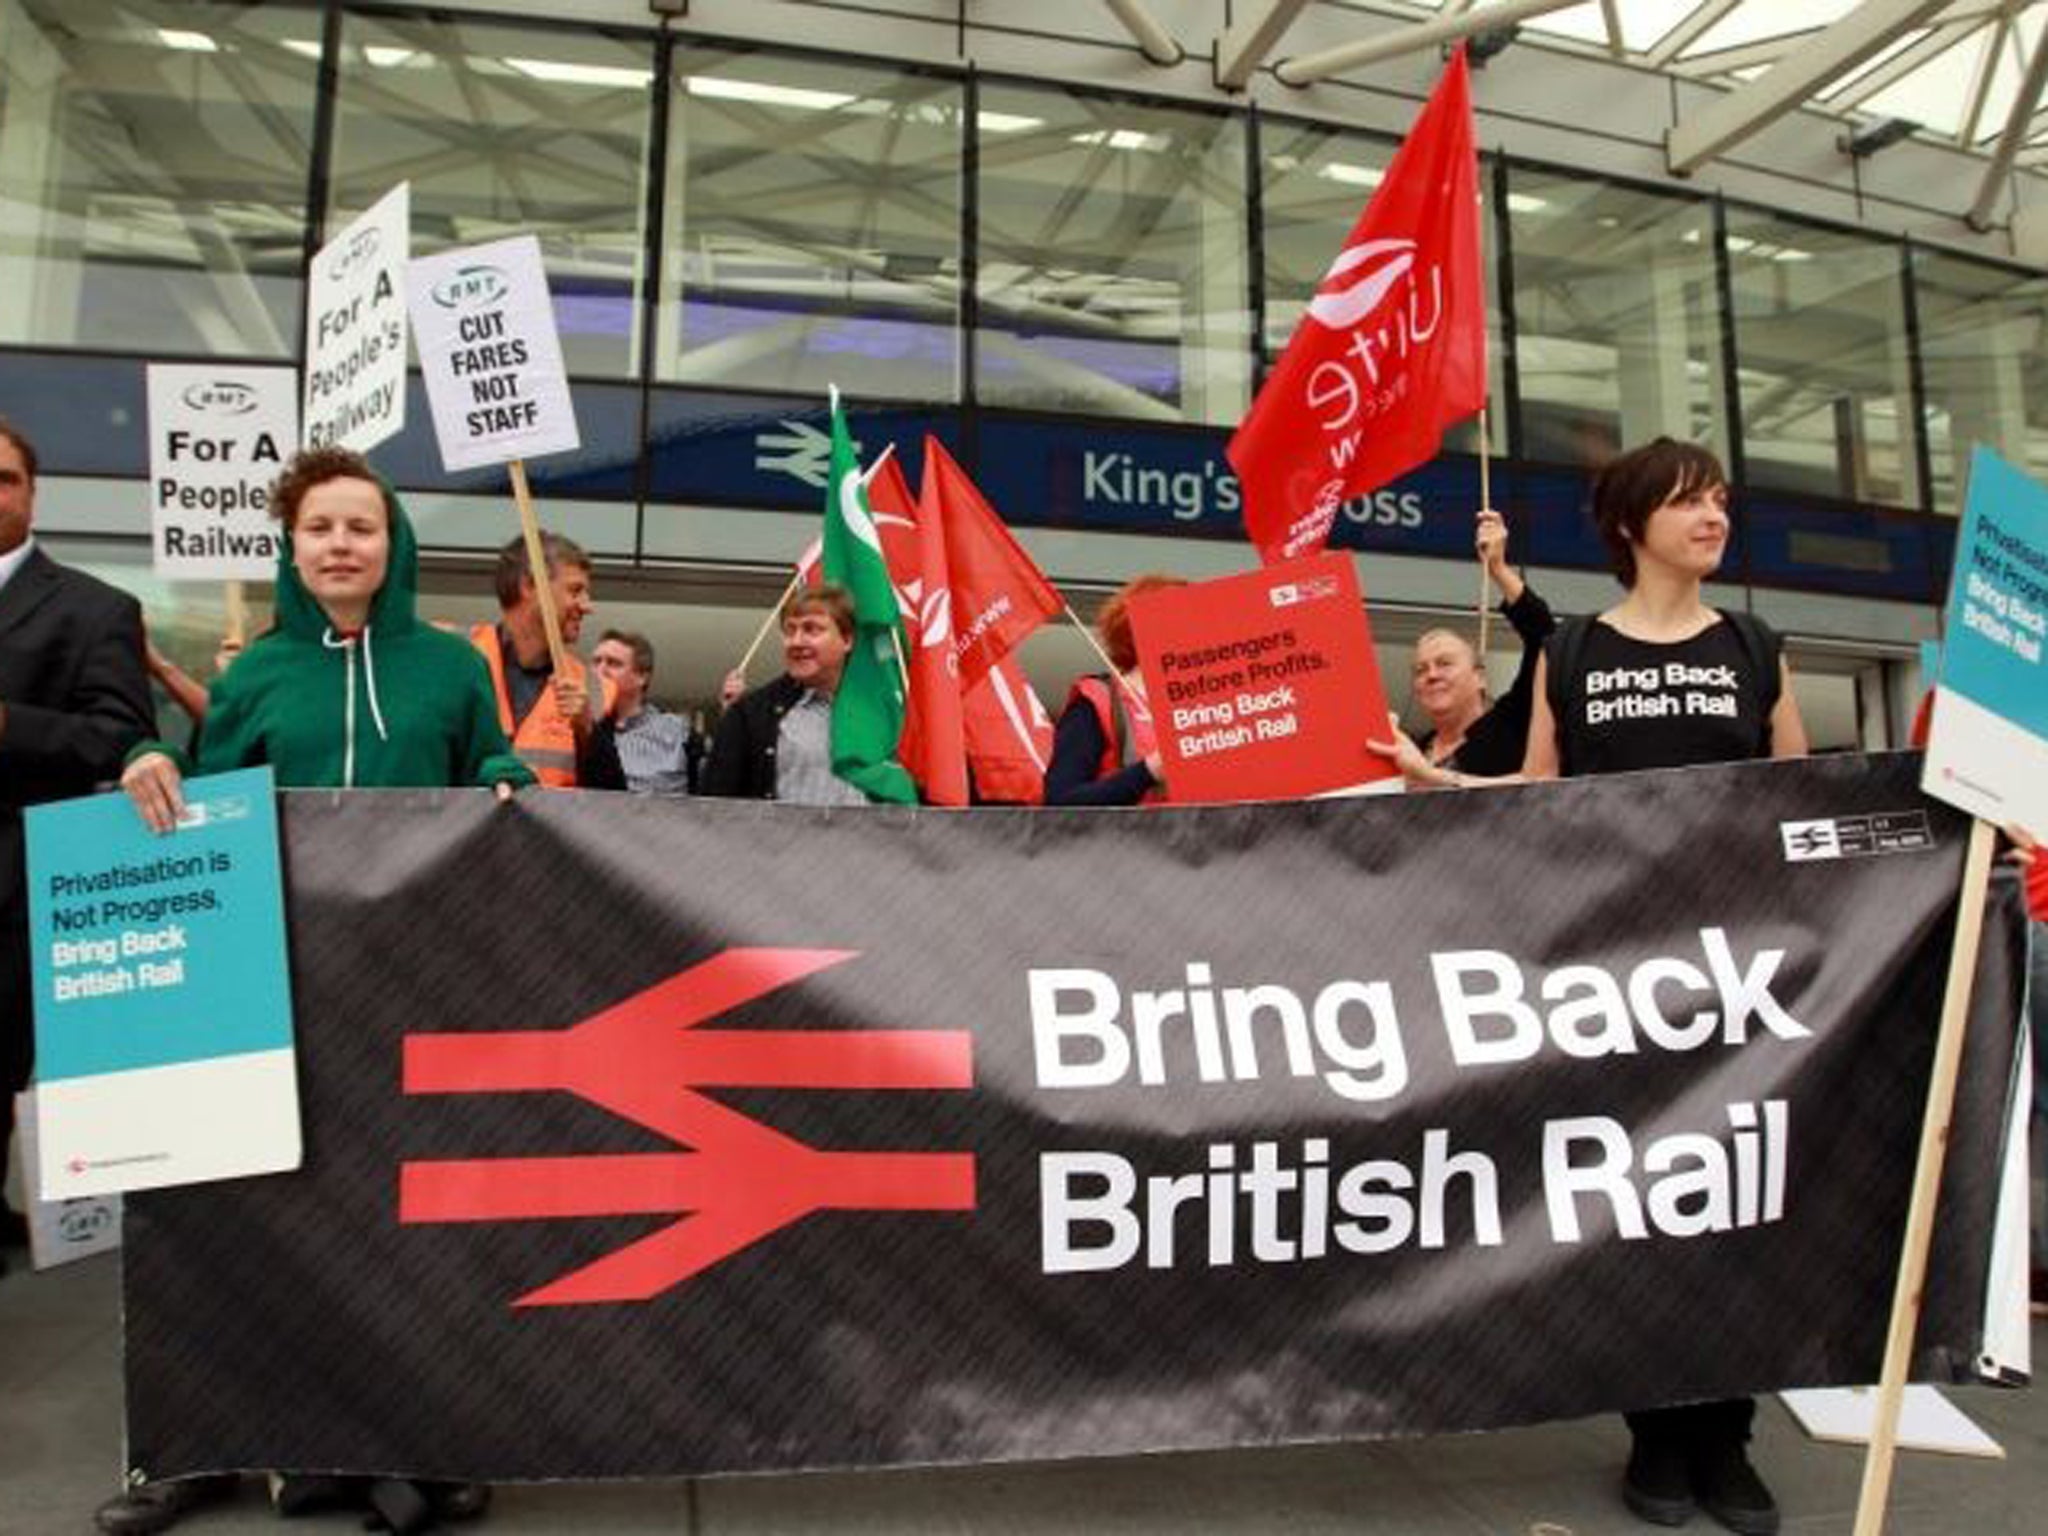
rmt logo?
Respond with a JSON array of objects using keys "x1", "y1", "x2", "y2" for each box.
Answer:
[
  {"x1": 431, "y1": 264, "x2": 509, "y2": 310},
  {"x1": 400, "y1": 948, "x2": 975, "y2": 1308},
  {"x1": 180, "y1": 381, "x2": 259, "y2": 416}
]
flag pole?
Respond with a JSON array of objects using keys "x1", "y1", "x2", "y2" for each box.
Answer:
[
  {"x1": 735, "y1": 570, "x2": 803, "y2": 678},
  {"x1": 1477, "y1": 405, "x2": 1494, "y2": 659},
  {"x1": 1850, "y1": 816, "x2": 1997, "y2": 1536},
  {"x1": 1061, "y1": 602, "x2": 1146, "y2": 713}
]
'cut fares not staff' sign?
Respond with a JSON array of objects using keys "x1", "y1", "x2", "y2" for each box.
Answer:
[
  {"x1": 1129, "y1": 551, "x2": 1397, "y2": 803},
  {"x1": 407, "y1": 233, "x2": 579, "y2": 473},
  {"x1": 145, "y1": 365, "x2": 297, "y2": 581}
]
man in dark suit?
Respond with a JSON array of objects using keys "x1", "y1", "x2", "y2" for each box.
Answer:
[{"x1": 0, "y1": 417, "x2": 153, "y2": 1271}]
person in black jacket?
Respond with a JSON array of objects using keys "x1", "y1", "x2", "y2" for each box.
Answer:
[
  {"x1": 1410, "y1": 508, "x2": 1556, "y2": 779},
  {"x1": 0, "y1": 417, "x2": 153, "y2": 1271},
  {"x1": 702, "y1": 584, "x2": 868, "y2": 805}
]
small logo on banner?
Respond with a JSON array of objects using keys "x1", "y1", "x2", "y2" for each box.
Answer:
[
  {"x1": 399, "y1": 948, "x2": 975, "y2": 1309},
  {"x1": 430, "y1": 264, "x2": 509, "y2": 310},
  {"x1": 756, "y1": 420, "x2": 849, "y2": 488},
  {"x1": 1780, "y1": 811, "x2": 1935, "y2": 862},
  {"x1": 174, "y1": 794, "x2": 253, "y2": 831},
  {"x1": 325, "y1": 225, "x2": 382, "y2": 282},
  {"x1": 179, "y1": 381, "x2": 260, "y2": 416},
  {"x1": 1270, "y1": 575, "x2": 1341, "y2": 608}
]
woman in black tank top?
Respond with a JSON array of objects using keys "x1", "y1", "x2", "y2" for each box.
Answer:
[{"x1": 1529, "y1": 439, "x2": 1807, "y2": 1536}]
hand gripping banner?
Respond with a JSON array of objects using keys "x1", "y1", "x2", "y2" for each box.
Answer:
[{"x1": 121, "y1": 753, "x2": 2027, "y2": 1485}]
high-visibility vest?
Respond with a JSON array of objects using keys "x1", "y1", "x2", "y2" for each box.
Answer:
[
  {"x1": 470, "y1": 623, "x2": 616, "y2": 789},
  {"x1": 1069, "y1": 673, "x2": 1163, "y2": 805}
]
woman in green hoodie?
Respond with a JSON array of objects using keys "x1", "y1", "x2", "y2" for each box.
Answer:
[
  {"x1": 122, "y1": 447, "x2": 531, "y2": 828},
  {"x1": 105, "y1": 448, "x2": 520, "y2": 1536}
]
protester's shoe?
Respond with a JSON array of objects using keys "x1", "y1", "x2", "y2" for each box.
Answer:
[
  {"x1": 0, "y1": 1204, "x2": 27, "y2": 1247},
  {"x1": 426, "y1": 1482, "x2": 493, "y2": 1523},
  {"x1": 1623, "y1": 1435, "x2": 1695, "y2": 1526},
  {"x1": 1690, "y1": 1440, "x2": 1780, "y2": 1536},
  {"x1": 363, "y1": 1478, "x2": 434, "y2": 1536},
  {"x1": 267, "y1": 1472, "x2": 356, "y2": 1516},
  {"x1": 93, "y1": 1476, "x2": 235, "y2": 1535}
]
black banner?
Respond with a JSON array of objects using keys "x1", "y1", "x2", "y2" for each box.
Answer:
[{"x1": 124, "y1": 752, "x2": 2027, "y2": 1484}]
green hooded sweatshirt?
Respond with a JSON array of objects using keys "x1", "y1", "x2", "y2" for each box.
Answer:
[{"x1": 148, "y1": 485, "x2": 533, "y2": 791}]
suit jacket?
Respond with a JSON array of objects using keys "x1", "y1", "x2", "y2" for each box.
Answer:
[
  {"x1": 0, "y1": 543, "x2": 154, "y2": 874},
  {"x1": 0, "y1": 545, "x2": 152, "y2": 1084},
  {"x1": 700, "y1": 673, "x2": 805, "y2": 799}
]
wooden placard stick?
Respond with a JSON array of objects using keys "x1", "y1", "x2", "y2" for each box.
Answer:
[
  {"x1": 225, "y1": 580, "x2": 249, "y2": 647},
  {"x1": 1476, "y1": 403, "x2": 1494, "y2": 659},
  {"x1": 1850, "y1": 816, "x2": 1998, "y2": 1536},
  {"x1": 508, "y1": 458, "x2": 568, "y2": 674}
]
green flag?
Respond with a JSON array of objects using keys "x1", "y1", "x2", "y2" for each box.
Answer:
[{"x1": 821, "y1": 393, "x2": 917, "y2": 804}]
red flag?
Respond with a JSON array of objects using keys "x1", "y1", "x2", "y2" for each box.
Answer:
[
  {"x1": 962, "y1": 656, "x2": 1054, "y2": 805},
  {"x1": 1228, "y1": 47, "x2": 1484, "y2": 566},
  {"x1": 920, "y1": 437, "x2": 1062, "y2": 692},
  {"x1": 867, "y1": 452, "x2": 970, "y2": 806},
  {"x1": 794, "y1": 535, "x2": 822, "y2": 587}
]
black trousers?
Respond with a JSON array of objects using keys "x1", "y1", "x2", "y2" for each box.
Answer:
[{"x1": 1627, "y1": 1397, "x2": 1757, "y2": 1448}]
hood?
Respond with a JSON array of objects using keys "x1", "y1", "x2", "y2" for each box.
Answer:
[{"x1": 271, "y1": 475, "x2": 421, "y2": 640}]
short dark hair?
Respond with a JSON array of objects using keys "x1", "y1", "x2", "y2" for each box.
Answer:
[
  {"x1": 1590, "y1": 437, "x2": 1728, "y2": 588},
  {"x1": 599, "y1": 627, "x2": 654, "y2": 676},
  {"x1": 1096, "y1": 573, "x2": 1186, "y2": 673},
  {"x1": 781, "y1": 583, "x2": 854, "y2": 641},
  {"x1": 0, "y1": 416, "x2": 39, "y2": 488},
  {"x1": 269, "y1": 446, "x2": 388, "y2": 532},
  {"x1": 494, "y1": 531, "x2": 590, "y2": 608}
]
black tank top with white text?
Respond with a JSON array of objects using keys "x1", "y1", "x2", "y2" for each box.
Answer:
[{"x1": 1557, "y1": 619, "x2": 1772, "y2": 777}]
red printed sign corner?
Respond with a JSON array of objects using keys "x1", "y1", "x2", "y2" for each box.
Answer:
[{"x1": 1128, "y1": 552, "x2": 1396, "y2": 805}]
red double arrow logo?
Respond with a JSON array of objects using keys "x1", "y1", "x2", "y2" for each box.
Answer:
[{"x1": 398, "y1": 948, "x2": 975, "y2": 1308}]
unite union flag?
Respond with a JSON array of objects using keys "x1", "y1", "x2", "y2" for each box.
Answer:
[{"x1": 1229, "y1": 46, "x2": 1486, "y2": 565}]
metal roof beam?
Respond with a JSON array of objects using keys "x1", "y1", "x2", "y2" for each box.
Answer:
[
  {"x1": 1274, "y1": 0, "x2": 1585, "y2": 87},
  {"x1": 1104, "y1": 0, "x2": 1184, "y2": 68},
  {"x1": 1665, "y1": 0, "x2": 1955, "y2": 174},
  {"x1": 1214, "y1": 0, "x2": 1312, "y2": 90},
  {"x1": 1647, "y1": 0, "x2": 1746, "y2": 69},
  {"x1": 1968, "y1": 22, "x2": 2048, "y2": 227},
  {"x1": 1828, "y1": 18, "x2": 1982, "y2": 113}
]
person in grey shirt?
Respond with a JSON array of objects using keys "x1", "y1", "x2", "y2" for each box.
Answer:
[{"x1": 591, "y1": 628, "x2": 693, "y2": 794}]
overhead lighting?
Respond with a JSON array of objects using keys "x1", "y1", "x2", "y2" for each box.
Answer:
[
  {"x1": 977, "y1": 111, "x2": 1044, "y2": 133},
  {"x1": 1841, "y1": 117, "x2": 1919, "y2": 158},
  {"x1": 1505, "y1": 192, "x2": 1549, "y2": 214},
  {"x1": 687, "y1": 76, "x2": 854, "y2": 111},
  {"x1": 280, "y1": 39, "x2": 323, "y2": 60},
  {"x1": 156, "y1": 29, "x2": 218, "y2": 52},
  {"x1": 1319, "y1": 162, "x2": 1384, "y2": 187},
  {"x1": 505, "y1": 58, "x2": 652, "y2": 89},
  {"x1": 363, "y1": 46, "x2": 417, "y2": 69},
  {"x1": 1071, "y1": 129, "x2": 1165, "y2": 151}
]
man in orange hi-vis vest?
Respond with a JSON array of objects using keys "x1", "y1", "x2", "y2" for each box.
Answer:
[{"x1": 470, "y1": 531, "x2": 624, "y2": 790}]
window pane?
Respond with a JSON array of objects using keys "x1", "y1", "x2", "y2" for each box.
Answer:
[
  {"x1": 1725, "y1": 209, "x2": 1920, "y2": 508},
  {"x1": 977, "y1": 87, "x2": 1248, "y2": 425},
  {"x1": 1506, "y1": 169, "x2": 1725, "y2": 468},
  {"x1": 328, "y1": 13, "x2": 655, "y2": 380},
  {"x1": 0, "y1": 0, "x2": 319, "y2": 355},
  {"x1": 1260, "y1": 119, "x2": 1502, "y2": 455},
  {"x1": 1909, "y1": 247, "x2": 2048, "y2": 514},
  {"x1": 656, "y1": 49, "x2": 961, "y2": 401}
]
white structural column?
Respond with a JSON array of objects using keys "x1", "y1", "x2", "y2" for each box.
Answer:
[
  {"x1": 1967, "y1": 26, "x2": 2048, "y2": 229},
  {"x1": 1665, "y1": 0, "x2": 1952, "y2": 175},
  {"x1": 1214, "y1": 0, "x2": 1312, "y2": 90},
  {"x1": 1180, "y1": 165, "x2": 1251, "y2": 426},
  {"x1": 1104, "y1": 0, "x2": 1183, "y2": 67},
  {"x1": 1273, "y1": 0, "x2": 1586, "y2": 86},
  {"x1": 0, "y1": 0, "x2": 80, "y2": 345}
]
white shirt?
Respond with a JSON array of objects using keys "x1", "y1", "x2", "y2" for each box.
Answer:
[{"x1": 0, "y1": 534, "x2": 35, "y2": 598}]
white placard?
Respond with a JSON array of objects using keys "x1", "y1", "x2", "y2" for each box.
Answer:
[
  {"x1": 304, "y1": 182, "x2": 409, "y2": 452},
  {"x1": 406, "y1": 233, "x2": 579, "y2": 472},
  {"x1": 145, "y1": 364, "x2": 298, "y2": 580},
  {"x1": 13, "y1": 1091, "x2": 121, "y2": 1271}
]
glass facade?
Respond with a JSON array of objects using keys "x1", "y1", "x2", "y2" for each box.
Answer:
[
  {"x1": 0, "y1": 0, "x2": 320, "y2": 356},
  {"x1": 2, "y1": 8, "x2": 2042, "y2": 608},
  {"x1": 976, "y1": 85, "x2": 1248, "y2": 424}
]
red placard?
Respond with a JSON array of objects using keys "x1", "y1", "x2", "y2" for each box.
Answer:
[{"x1": 1128, "y1": 552, "x2": 1397, "y2": 804}]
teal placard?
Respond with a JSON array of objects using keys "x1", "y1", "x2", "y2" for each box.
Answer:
[
  {"x1": 27, "y1": 767, "x2": 293, "y2": 1082},
  {"x1": 1940, "y1": 447, "x2": 2048, "y2": 740}
]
